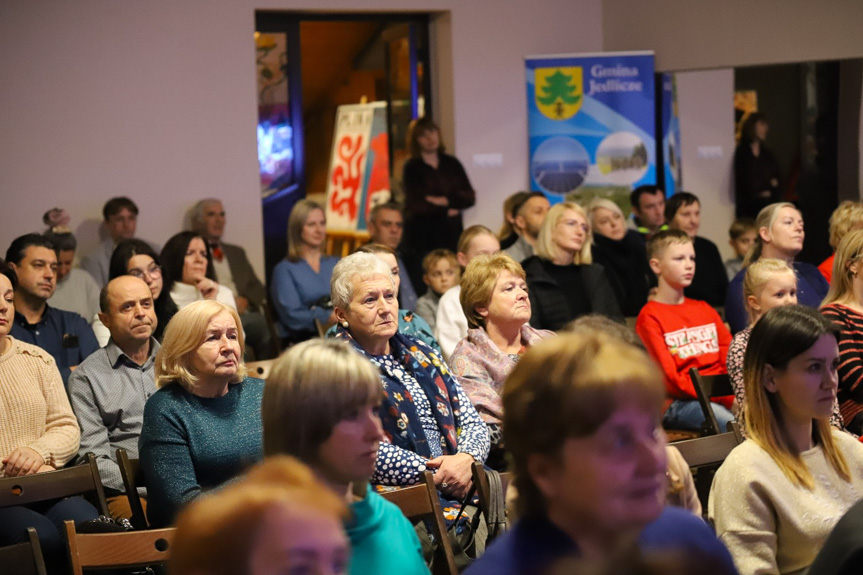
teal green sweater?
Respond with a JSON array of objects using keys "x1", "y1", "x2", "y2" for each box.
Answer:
[
  {"x1": 347, "y1": 484, "x2": 429, "y2": 575},
  {"x1": 138, "y1": 377, "x2": 264, "y2": 527}
]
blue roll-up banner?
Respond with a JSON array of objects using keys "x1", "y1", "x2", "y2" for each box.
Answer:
[
  {"x1": 660, "y1": 72, "x2": 683, "y2": 196},
  {"x1": 526, "y1": 51, "x2": 655, "y2": 206}
]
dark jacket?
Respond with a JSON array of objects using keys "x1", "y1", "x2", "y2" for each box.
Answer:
[
  {"x1": 220, "y1": 242, "x2": 266, "y2": 309},
  {"x1": 522, "y1": 256, "x2": 624, "y2": 331},
  {"x1": 592, "y1": 230, "x2": 651, "y2": 317}
]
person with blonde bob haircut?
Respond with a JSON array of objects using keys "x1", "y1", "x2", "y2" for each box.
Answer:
[
  {"x1": 819, "y1": 200, "x2": 863, "y2": 283},
  {"x1": 450, "y1": 253, "x2": 553, "y2": 468},
  {"x1": 465, "y1": 333, "x2": 734, "y2": 575},
  {"x1": 821, "y1": 228, "x2": 863, "y2": 435},
  {"x1": 170, "y1": 455, "x2": 350, "y2": 575},
  {"x1": 522, "y1": 201, "x2": 622, "y2": 331},
  {"x1": 725, "y1": 202, "x2": 828, "y2": 333},
  {"x1": 139, "y1": 300, "x2": 265, "y2": 527},
  {"x1": 587, "y1": 197, "x2": 651, "y2": 316},
  {"x1": 271, "y1": 198, "x2": 338, "y2": 343},
  {"x1": 710, "y1": 305, "x2": 863, "y2": 575},
  {"x1": 262, "y1": 339, "x2": 428, "y2": 575}
]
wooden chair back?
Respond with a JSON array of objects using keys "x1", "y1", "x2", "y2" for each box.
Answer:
[
  {"x1": 0, "y1": 453, "x2": 108, "y2": 516},
  {"x1": 0, "y1": 528, "x2": 48, "y2": 575},
  {"x1": 246, "y1": 359, "x2": 275, "y2": 380},
  {"x1": 673, "y1": 431, "x2": 742, "y2": 469},
  {"x1": 116, "y1": 448, "x2": 148, "y2": 530},
  {"x1": 688, "y1": 367, "x2": 734, "y2": 436},
  {"x1": 380, "y1": 471, "x2": 458, "y2": 575},
  {"x1": 259, "y1": 298, "x2": 285, "y2": 356},
  {"x1": 64, "y1": 520, "x2": 174, "y2": 575}
]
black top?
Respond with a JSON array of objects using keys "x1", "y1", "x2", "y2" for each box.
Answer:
[
  {"x1": 685, "y1": 236, "x2": 728, "y2": 308},
  {"x1": 402, "y1": 153, "x2": 476, "y2": 256},
  {"x1": 734, "y1": 142, "x2": 782, "y2": 219},
  {"x1": 592, "y1": 230, "x2": 651, "y2": 317},
  {"x1": 541, "y1": 260, "x2": 591, "y2": 320}
]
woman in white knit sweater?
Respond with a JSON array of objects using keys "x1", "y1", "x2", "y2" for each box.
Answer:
[
  {"x1": 709, "y1": 305, "x2": 863, "y2": 575},
  {"x1": 0, "y1": 258, "x2": 98, "y2": 571}
]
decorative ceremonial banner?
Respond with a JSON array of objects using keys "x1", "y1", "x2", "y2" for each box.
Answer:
[
  {"x1": 325, "y1": 102, "x2": 391, "y2": 232},
  {"x1": 660, "y1": 73, "x2": 683, "y2": 195},
  {"x1": 525, "y1": 51, "x2": 656, "y2": 206}
]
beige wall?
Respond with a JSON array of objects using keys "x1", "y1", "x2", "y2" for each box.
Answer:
[
  {"x1": 602, "y1": 0, "x2": 863, "y2": 72},
  {"x1": 0, "y1": 0, "x2": 603, "y2": 276}
]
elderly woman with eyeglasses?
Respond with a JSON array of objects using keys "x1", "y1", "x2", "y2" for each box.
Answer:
[{"x1": 329, "y1": 252, "x2": 489, "y2": 503}]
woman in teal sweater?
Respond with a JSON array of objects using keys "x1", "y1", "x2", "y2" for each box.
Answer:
[
  {"x1": 139, "y1": 300, "x2": 264, "y2": 528},
  {"x1": 263, "y1": 338, "x2": 429, "y2": 575}
]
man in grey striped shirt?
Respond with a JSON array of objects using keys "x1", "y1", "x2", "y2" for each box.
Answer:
[{"x1": 68, "y1": 275, "x2": 159, "y2": 520}]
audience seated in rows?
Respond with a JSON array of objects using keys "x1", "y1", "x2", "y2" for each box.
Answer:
[
  {"x1": 271, "y1": 198, "x2": 338, "y2": 343},
  {"x1": 588, "y1": 197, "x2": 651, "y2": 317},
  {"x1": 262, "y1": 339, "x2": 428, "y2": 575},
  {"x1": 666, "y1": 192, "x2": 728, "y2": 308},
  {"x1": 367, "y1": 202, "x2": 418, "y2": 310},
  {"x1": 329, "y1": 252, "x2": 490, "y2": 531},
  {"x1": 191, "y1": 198, "x2": 272, "y2": 359},
  {"x1": 44, "y1": 224, "x2": 100, "y2": 323},
  {"x1": 170, "y1": 456, "x2": 349, "y2": 575},
  {"x1": 138, "y1": 300, "x2": 264, "y2": 527},
  {"x1": 450, "y1": 253, "x2": 553, "y2": 469},
  {"x1": 501, "y1": 191, "x2": 549, "y2": 264},
  {"x1": 636, "y1": 230, "x2": 734, "y2": 432},
  {"x1": 435, "y1": 226, "x2": 500, "y2": 359},
  {"x1": 414, "y1": 248, "x2": 459, "y2": 331},
  {"x1": 68, "y1": 276, "x2": 159, "y2": 520},
  {"x1": 466, "y1": 332, "x2": 735, "y2": 575},
  {"x1": 710, "y1": 305, "x2": 863, "y2": 575},
  {"x1": 821, "y1": 228, "x2": 863, "y2": 436},
  {"x1": 81, "y1": 197, "x2": 159, "y2": 288},
  {"x1": 726, "y1": 202, "x2": 829, "y2": 333},
  {"x1": 0, "y1": 257, "x2": 99, "y2": 573},
  {"x1": 523, "y1": 201, "x2": 623, "y2": 331},
  {"x1": 6, "y1": 233, "x2": 99, "y2": 385},
  {"x1": 819, "y1": 200, "x2": 863, "y2": 284}
]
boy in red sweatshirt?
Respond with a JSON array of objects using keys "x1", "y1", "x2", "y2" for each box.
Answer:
[{"x1": 636, "y1": 229, "x2": 734, "y2": 431}]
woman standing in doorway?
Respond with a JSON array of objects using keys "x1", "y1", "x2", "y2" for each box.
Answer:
[{"x1": 402, "y1": 117, "x2": 476, "y2": 257}]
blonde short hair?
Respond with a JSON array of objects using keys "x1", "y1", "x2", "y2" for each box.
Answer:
[
  {"x1": 646, "y1": 228, "x2": 691, "y2": 260},
  {"x1": 587, "y1": 198, "x2": 625, "y2": 230},
  {"x1": 459, "y1": 254, "x2": 526, "y2": 329},
  {"x1": 504, "y1": 332, "x2": 664, "y2": 517},
  {"x1": 286, "y1": 199, "x2": 325, "y2": 262},
  {"x1": 457, "y1": 225, "x2": 497, "y2": 258},
  {"x1": 828, "y1": 201, "x2": 863, "y2": 250},
  {"x1": 263, "y1": 339, "x2": 382, "y2": 463},
  {"x1": 155, "y1": 300, "x2": 246, "y2": 392},
  {"x1": 170, "y1": 456, "x2": 347, "y2": 575},
  {"x1": 742, "y1": 258, "x2": 796, "y2": 322},
  {"x1": 744, "y1": 202, "x2": 799, "y2": 267},
  {"x1": 535, "y1": 202, "x2": 593, "y2": 265},
  {"x1": 824, "y1": 228, "x2": 863, "y2": 307}
]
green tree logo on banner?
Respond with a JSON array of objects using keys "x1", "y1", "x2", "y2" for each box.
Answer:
[{"x1": 535, "y1": 67, "x2": 583, "y2": 120}]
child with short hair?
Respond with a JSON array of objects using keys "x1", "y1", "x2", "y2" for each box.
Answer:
[
  {"x1": 415, "y1": 249, "x2": 460, "y2": 331},
  {"x1": 724, "y1": 218, "x2": 757, "y2": 279},
  {"x1": 636, "y1": 229, "x2": 734, "y2": 431}
]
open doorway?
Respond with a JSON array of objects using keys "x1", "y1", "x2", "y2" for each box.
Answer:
[{"x1": 254, "y1": 12, "x2": 432, "y2": 280}]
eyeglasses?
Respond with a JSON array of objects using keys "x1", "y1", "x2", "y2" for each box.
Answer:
[{"x1": 128, "y1": 264, "x2": 162, "y2": 280}]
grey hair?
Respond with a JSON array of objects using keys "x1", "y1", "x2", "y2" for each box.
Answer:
[
  {"x1": 331, "y1": 252, "x2": 394, "y2": 310},
  {"x1": 190, "y1": 198, "x2": 222, "y2": 232}
]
